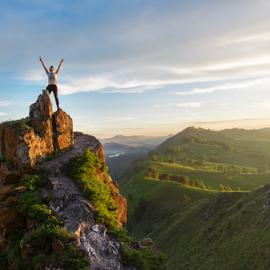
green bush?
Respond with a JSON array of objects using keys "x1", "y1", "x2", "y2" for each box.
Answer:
[
  {"x1": 121, "y1": 242, "x2": 167, "y2": 270},
  {"x1": 110, "y1": 228, "x2": 167, "y2": 270},
  {"x1": 19, "y1": 174, "x2": 45, "y2": 190},
  {"x1": 67, "y1": 149, "x2": 118, "y2": 228}
]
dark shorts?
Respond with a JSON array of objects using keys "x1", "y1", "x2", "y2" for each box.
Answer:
[{"x1": 46, "y1": 84, "x2": 58, "y2": 94}]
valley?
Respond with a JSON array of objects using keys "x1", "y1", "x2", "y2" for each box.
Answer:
[{"x1": 118, "y1": 127, "x2": 270, "y2": 269}]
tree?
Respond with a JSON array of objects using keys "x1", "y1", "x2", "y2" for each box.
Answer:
[
  {"x1": 178, "y1": 175, "x2": 190, "y2": 185},
  {"x1": 158, "y1": 173, "x2": 170, "y2": 181}
]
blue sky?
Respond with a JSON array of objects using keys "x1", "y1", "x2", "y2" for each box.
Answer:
[{"x1": 2, "y1": 0, "x2": 270, "y2": 137}]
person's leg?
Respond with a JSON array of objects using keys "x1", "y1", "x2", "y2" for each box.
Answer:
[
  {"x1": 46, "y1": 85, "x2": 52, "y2": 94},
  {"x1": 52, "y1": 85, "x2": 60, "y2": 110}
]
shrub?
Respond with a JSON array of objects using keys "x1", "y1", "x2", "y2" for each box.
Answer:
[
  {"x1": 66, "y1": 149, "x2": 118, "y2": 229},
  {"x1": 19, "y1": 174, "x2": 45, "y2": 190},
  {"x1": 158, "y1": 173, "x2": 170, "y2": 181},
  {"x1": 121, "y1": 242, "x2": 167, "y2": 270},
  {"x1": 110, "y1": 228, "x2": 167, "y2": 270}
]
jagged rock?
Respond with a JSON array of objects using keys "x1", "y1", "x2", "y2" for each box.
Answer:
[
  {"x1": 0, "y1": 95, "x2": 129, "y2": 268},
  {"x1": 53, "y1": 109, "x2": 73, "y2": 151},
  {"x1": 0, "y1": 90, "x2": 74, "y2": 172}
]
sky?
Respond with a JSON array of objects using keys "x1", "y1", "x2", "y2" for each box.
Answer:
[{"x1": 1, "y1": 0, "x2": 270, "y2": 137}]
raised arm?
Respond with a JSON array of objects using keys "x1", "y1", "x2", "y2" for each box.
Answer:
[
  {"x1": 39, "y1": 57, "x2": 49, "y2": 74},
  {"x1": 56, "y1": 58, "x2": 64, "y2": 73}
]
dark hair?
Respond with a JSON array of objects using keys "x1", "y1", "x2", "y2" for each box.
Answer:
[{"x1": 50, "y1": 65, "x2": 54, "y2": 69}]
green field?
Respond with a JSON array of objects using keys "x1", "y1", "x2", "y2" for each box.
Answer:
[
  {"x1": 120, "y1": 127, "x2": 270, "y2": 269},
  {"x1": 147, "y1": 160, "x2": 270, "y2": 191},
  {"x1": 121, "y1": 160, "x2": 215, "y2": 238}
]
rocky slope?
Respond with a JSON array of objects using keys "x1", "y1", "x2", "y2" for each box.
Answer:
[{"x1": 0, "y1": 90, "x2": 165, "y2": 270}]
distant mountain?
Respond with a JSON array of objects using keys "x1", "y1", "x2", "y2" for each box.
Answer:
[
  {"x1": 101, "y1": 134, "x2": 171, "y2": 148},
  {"x1": 154, "y1": 126, "x2": 270, "y2": 168},
  {"x1": 103, "y1": 135, "x2": 171, "y2": 181},
  {"x1": 103, "y1": 142, "x2": 135, "y2": 154}
]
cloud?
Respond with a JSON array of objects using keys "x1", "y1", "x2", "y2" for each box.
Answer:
[
  {"x1": 0, "y1": 100, "x2": 11, "y2": 107},
  {"x1": 153, "y1": 104, "x2": 173, "y2": 108},
  {"x1": 176, "y1": 102, "x2": 202, "y2": 108},
  {"x1": 5, "y1": 0, "x2": 270, "y2": 97},
  {"x1": 173, "y1": 77, "x2": 270, "y2": 96},
  {"x1": 213, "y1": 32, "x2": 270, "y2": 47},
  {"x1": 0, "y1": 112, "x2": 7, "y2": 116}
]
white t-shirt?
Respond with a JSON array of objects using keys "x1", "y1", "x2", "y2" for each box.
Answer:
[{"x1": 47, "y1": 72, "x2": 58, "y2": 85}]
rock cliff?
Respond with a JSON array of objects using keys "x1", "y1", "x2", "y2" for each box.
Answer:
[
  {"x1": 0, "y1": 90, "x2": 73, "y2": 172},
  {"x1": 0, "y1": 90, "x2": 165, "y2": 270}
]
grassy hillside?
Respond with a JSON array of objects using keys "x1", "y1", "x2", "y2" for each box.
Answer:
[
  {"x1": 145, "y1": 160, "x2": 270, "y2": 191},
  {"x1": 121, "y1": 160, "x2": 215, "y2": 238},
  {"x1": 150, "y1": 185, "x2": 270, "y2": 269},
  {"x1": 120, "y1": 127, "x2": 270, "y2": 269},
  {"x1": 154, "y1": 127, "x2": 270, "y2": 169}
]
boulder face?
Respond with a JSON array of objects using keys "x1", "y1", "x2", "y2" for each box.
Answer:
[
  {"x1": 53, "y1": 109, "x2": 73, "y2": 151},
  {"x1": 0, "y1": 90, "x2": 74, "y2": 171}
]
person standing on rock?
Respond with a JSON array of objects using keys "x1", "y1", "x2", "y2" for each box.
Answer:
[{"x1": 39, "y1": 57, "x2": 64, "y2": 110}]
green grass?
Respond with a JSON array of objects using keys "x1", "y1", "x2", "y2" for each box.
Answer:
[
  {"x1": 149, "y1": 187, "x2": 270, "y2": 269},
  {"x1": 121, "y1": 160, "x2": 215, "y2": 238},
  {"x1": 147, "y1": 160, "x2": 270, "y2": 191},
  {"x1": 66, "y1": 148, "x2": 119, "y2": 229}
]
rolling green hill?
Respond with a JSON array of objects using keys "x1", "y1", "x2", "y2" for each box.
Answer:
[
  {"x1": 120, "y1": 127, "x2": 270, "y2": 269},
  {"x1": 150, "y1": 185, "x2": 270, "y2": 269},
  {"x1": 154, "y1": 127, "x2": 270, "y2": 169}
]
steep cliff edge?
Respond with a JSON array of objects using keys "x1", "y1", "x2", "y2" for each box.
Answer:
[{"x1": 0, "y1": 91, "x2": 166, "y2": 270}]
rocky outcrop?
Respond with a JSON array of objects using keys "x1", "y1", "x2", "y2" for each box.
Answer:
[
  {"x1": 0, "y1": 92, "x2": 131, "y2": 269},
  {"x1": 53, "y1": 109, "x2": 73, "y2": 151},
  {"x1": 39, "y1": 132, "x2": 127, "y2": 229},
  {"x1": 0, "y1": 90, "x2": 73, "y2": 172},
  {"x1": 37, "y1": 132, "x2": 128, "y2": 269}
]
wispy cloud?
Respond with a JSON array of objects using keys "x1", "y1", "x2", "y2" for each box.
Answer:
[
  {"x1": 176, "y1": 102, "x2": 203, "y2": 108},
  {"x1": 152, "y1": 103, "x2": 173, "y2": 108},
  {"x1": 0, "y1": 100, "x2": 11, "y2": 107},
  {"x1": 173, "y1": 77, "x2": 270, "y2": 96},
  {"x1": 214, "y1": 32, "x2": 270, "y2": 47},
  {"x1": 0, "y1": 112, "x2": 7, "y2": 116}
]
